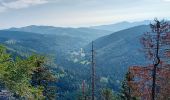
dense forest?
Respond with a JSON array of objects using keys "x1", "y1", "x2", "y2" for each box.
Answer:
[{"x1": 0, "y1": 19, "x2": 169, "y2": 100}]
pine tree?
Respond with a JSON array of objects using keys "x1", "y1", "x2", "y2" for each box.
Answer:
[
  {"x1": 100, "y1": 88, "x2": 116, "y2": 100},
  {"x1": 30, "y1": 55, "x2": 57, "y2": 99},
  {"x1": 120, "y1": 71, "x2": 137, "y2": 100}
]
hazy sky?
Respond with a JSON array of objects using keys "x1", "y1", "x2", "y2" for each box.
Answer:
[{"x1": 0, "y1": 0, "x2": 170, "y2": 29}]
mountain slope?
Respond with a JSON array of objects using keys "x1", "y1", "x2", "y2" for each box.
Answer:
[
  {"x1": 85, "y1": 25, "x2": 151, "y2": 81},
  {"x1": 0, "y1": 30, "x2": 86, "y2": 56}
]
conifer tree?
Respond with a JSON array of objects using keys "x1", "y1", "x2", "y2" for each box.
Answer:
[
  {"x1": 100, "y1": 88, "x2": 116, "y2": 100},
  {"x1": 0, "y1": 45, "x2": 57, "y2": 99},
  {"x1": 120, "y1": 71, "x2": 137, "y2": 100}
]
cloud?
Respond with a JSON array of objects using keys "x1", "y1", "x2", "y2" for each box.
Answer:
[
  {"x1": 0, "y1": 0, "x2": 48, "y2": 11},
  {"x1": 163, "y1": 0, "x2": 170, "y2": 1}
]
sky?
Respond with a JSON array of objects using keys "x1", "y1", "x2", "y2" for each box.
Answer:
[{"x1": 0, "y1": 0, "x2": 170, "y2": 29}]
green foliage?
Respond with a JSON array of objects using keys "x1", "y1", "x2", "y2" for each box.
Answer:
[
  {"x1": 0, "y1": 45, "x2": 57, "y2": 99},
  {"x1": 76, "y1": 86, "x2": 91, "y2": 100},
  {"x1": 30, "y1": 55, "x2": 57, "y2": 100},
  {"x1": 119, "y1": 72, "x2": 138, "y2": 100},
  {"x1": 100, "y1": 88, "x2": 117, "y2": 100}
]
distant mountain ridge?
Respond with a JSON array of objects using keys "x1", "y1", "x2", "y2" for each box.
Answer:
[
  {"x1": 6, "y1": 25, "x2": 112, "y2": 42},
  {"x1": 90, "y1": 20, "x2": 150, "y2": 32},
  {"x1": 6, "y1": 20, "x2": 151, "y2": 40}
]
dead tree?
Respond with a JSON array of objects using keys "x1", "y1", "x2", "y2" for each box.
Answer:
[
  {"x1": 128, "y1": 19, "x2": 170, "y2": 100},
  {"x1": 91, "y1": 41, "x2": 95, "y2": 100}
]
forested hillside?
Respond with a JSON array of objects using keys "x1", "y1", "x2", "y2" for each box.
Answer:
[
  {"x1": 0, "y1": 20, "x2": 169, "y2": 100},
  {"x1": 85, "y1": 25, "x2": 151, "y2": 81}
]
